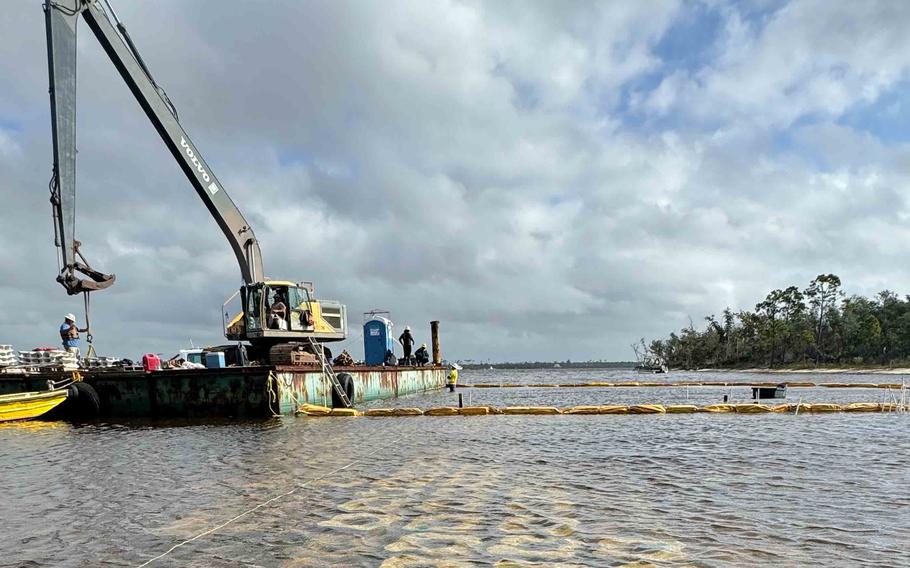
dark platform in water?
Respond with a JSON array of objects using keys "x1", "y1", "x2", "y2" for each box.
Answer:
[{"x1": 0, "y1": 365, "x2": 446, "y2": 418}]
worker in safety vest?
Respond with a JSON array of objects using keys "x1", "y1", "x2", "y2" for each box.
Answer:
[
  {"x1": 447, "y1": 364, "x2": 458, "y2": 392},
  {"x1": 60, "y1": 313, "x2": 88, "y2": 356}
]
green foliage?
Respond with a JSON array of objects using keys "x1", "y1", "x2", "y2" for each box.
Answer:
[{"x1": 651, "y1": 274, "x2": 910, "y2": 369}]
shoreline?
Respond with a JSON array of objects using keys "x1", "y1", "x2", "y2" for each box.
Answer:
[{"x1": 691, "y1": 367, "x2": 910, "y2": 375}]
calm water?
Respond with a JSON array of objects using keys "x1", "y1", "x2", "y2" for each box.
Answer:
[{"x1": 2, "y1": 369, "x2": 910, "y2": 567}]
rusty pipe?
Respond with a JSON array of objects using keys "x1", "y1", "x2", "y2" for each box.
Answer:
[{"x1": 431, "y1": 320, "x2": 440, "y2": 365}]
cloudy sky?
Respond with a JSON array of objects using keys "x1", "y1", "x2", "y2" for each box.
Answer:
[{"x1": 2, "y1": 0, "x2": 910, "y2": 362}]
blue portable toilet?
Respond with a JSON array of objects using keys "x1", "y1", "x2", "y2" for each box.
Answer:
[{"x1": 363, "y1": 315, "x2": 394, "y2": 365}]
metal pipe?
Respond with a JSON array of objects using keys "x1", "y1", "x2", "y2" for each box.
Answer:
[{"x1": 430, "y1": 320, "x2": 440, "y2": 365}]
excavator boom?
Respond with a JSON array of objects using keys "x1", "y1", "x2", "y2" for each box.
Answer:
[
  {"x1": 43, "y1": 0, "x2": 347, "y2": 351},
  {"x1": 44, "y1": 0, "x2": 263, "y2": 287},
  {"x1": 46, "y1": 1, "x2": 116, "y2": 294}
]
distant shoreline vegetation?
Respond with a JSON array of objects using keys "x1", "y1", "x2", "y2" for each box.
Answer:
[
  {"x1": 460, "y1": 361, "x2": 636, "y2": 370},
  {"x1": 649, "y1": 274, "x2": 910, "y2": 370}
]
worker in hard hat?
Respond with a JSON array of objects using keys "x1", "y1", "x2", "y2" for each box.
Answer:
[
  {"x1": 414, "y1": 343, "x2": 430, "y2": 366},
  {"x1": 446, "y1": 364, "x2": 459, "y2": 392},
  {"x1": 398, "y1": 325, "x2": 416, "y2": 365},
  {"x1": 59, "y1": 313, "x2": 88, "y2": 356}
]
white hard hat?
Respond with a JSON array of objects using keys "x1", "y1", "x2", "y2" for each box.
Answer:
[
  {"x1": 65, "y1": 313, "x2": 76, "y2": 322},
  {"x1": 405, "y1": 325, "x2": 411, "y2": 331}
]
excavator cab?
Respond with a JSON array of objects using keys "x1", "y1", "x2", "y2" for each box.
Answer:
[
  {"x1": 224, "y1": 281, "x2": 346, "y2": 343},
  {"x1": 257, "y1": 283, "x2": 310, "y2": 331}
]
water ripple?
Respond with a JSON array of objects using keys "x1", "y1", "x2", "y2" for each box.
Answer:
[{"x1": 2, "y1": 370, "x2": 910, "y2": 566}]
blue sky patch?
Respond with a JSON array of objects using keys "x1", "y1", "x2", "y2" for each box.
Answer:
[
  {"x1": 654, "y1": 2, "x2": 724, "y2": 73},
  {"x1": 0, "y1": 117, "x2": 23, "y2": 132},
  {"x1": 839, "y1": 81, "x2": 910, "y2": 145}
]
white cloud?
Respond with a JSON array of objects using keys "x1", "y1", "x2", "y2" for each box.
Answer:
[
  {"x1": 638, "y1": 0, "x2": 910, "y2": 127},
  {"x1": 0, "y1": 128, "x2": 20, "y2": 158},
  {"x1": 2, "y1": 0, "x2": 910, "y2": 362}
]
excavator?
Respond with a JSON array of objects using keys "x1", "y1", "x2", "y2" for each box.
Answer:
[{"x1": 43, "y1": 0, "x2": 347, "y2": 365}]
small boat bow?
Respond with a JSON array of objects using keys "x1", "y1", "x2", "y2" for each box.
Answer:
[{"x1": 0, "y1": 389, "x2": 69, "y2": 423}]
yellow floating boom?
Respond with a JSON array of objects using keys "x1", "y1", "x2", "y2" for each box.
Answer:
[
  {"x1": 300, "y1": 401, "x2": 906, "y2": 417},
  {"x1": 456, "y1": 381, "x2": 905, "y2": 389}
]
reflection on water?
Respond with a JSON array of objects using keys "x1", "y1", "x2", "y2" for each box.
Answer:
[
  {"x1": 0, "y1": 419, "x2": 70, "y2": 434},
  {"x1": 2, "y1": 369, "x2": 910, "y2": 567}
]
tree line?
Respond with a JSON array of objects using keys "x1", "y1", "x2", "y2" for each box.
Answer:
[{"x1": 649, "y1": 274, "x2": 910, "y2": 369}]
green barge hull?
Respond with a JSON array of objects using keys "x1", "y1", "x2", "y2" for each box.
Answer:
[{"x1": 0, "y1": 365, "x2": 446, "y2": 418}]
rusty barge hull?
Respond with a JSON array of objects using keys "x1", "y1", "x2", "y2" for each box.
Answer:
[{"x1": 0, "y1": 366, "x2": 446, "y2": 418}]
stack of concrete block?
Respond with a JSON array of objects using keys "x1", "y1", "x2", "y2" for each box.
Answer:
[
  {"x1": 56, "y1": 350, "x2": 79, "y2": 370},
  {"x1": 0, "y1": 345, "x2": 15, "y2": 367},
  {"x1": 17, "y1": 350, "x2": 48, "y2": 366},
  {"x1": 82, "y1": 356, "x2": 121, "y2": 369},
  {"x1": 18, "y1": 349, "x2": 78, "y2": 370}
]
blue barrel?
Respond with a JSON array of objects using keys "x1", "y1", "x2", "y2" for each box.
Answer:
[{"x1": 363, "y1": 317, "x2": 394, "y2": 365}]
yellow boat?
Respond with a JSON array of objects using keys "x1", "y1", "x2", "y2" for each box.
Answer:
[{"x1": 0, "y1": 389, "x2": 69, "y2": 423}]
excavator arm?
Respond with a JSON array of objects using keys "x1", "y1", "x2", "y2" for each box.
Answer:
[
  {"x1": 44, "y1": 0, "x2": 264, "y2": 293},
  {"x1": 45, "y1": 0, "x2": 115, "y2": 294}
]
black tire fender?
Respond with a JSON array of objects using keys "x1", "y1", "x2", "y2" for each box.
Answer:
[
  {"x1": 332, "y1": 373, "x2": 355, "y2": 408},
  {"x1": 65, "y1": 381, "x2": 101, "y2": 419}
]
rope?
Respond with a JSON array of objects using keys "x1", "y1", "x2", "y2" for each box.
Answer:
[
  {"x1": 135, "y1": 435, "x2": 405, "y2": 567},
  {"x1": 48, "y1": 371, "x2": 81, "y2": 391},
  {"x1": 82, "y1": 292, "x2": 97, "y2": 359},
  {"x1": 267, "y1": 370, "x2": 308, "y2": 415},
  {"x1": 83, "y1": 292, "x2": 93, "y2": 344},
  {"x1": 266, "y1": 371, "x2": 281, "y2": 417}
]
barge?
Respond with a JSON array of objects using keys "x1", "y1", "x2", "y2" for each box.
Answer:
[{"x1": 0, "y1": 365, "x2": 447, "y2": 419}]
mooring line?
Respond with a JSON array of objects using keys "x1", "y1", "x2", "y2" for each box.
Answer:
[{"x1": 136, "y1": 432, "x2": 409, "y2": 567}]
